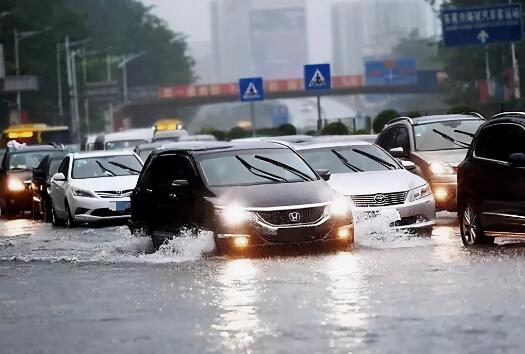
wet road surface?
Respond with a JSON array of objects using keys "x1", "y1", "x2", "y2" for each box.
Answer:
[{"x1": 1, "y1": 212, "x2": 524, "y2": 354}]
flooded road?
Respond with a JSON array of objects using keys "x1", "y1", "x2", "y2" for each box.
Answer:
[{"x1": 1, "y1": 213, "x2": 524, "y2": 354}]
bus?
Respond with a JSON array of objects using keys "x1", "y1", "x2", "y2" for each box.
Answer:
[{"x1": 1, "y1": 124, "x2": 70, "y2": 147}]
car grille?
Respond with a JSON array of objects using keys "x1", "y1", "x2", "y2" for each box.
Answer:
[
  {"x1": 257, "y1": 206, "x2": 326, "y2": 226},
  {"x1": 91, "y1": 208, "x2": 130, "y2": 217},
  {"x1": 351, "y1": 191, "x2": 407, "y2": 207},
  {"x1": 95, "y1": 189, "x2": 134, "y2": 198}
]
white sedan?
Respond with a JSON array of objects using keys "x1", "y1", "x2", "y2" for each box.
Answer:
[
  {"x1": 295, "y1": 141, "x2": 435, "y2": 236},
  {"x1": 49, "y1": 150, "x2": 143, "y2": 226}
]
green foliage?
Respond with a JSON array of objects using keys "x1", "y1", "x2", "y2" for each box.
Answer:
[
  {"x1": 277, "y1": 123, "x2": 296, "y2": 136},
  {"x1": 228, "y1": 126, "x2": 250, "y2": 140},
  {"x1": 200, "y1": 127, "x2": 227, "y2": 141},
  {"x1": 392, "y1": 29, "x2": 442, "y2": 70},
  {"x1": 373, "y1": 109, "x2": 399, "y2": 133},
  {"x1": 320, "y1": 121, "x2": 349, "y2": 135},
  {"x1": 305, "y1": 130, "x2": 317, "y2": 136},
  {"x1": 447, "y1": 105, "x2": 477, "y2": 115},
  {"x1": 353, "y1": 129, "x2": 370, "y2": 135},
  {"x1": 406, "y1": 111, "x2": 422, "y2": 118}
]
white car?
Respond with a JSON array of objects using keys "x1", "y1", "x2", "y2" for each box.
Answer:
[
  {"x1": 49, "y1": 150, "x2": 143, "y2": 226},
  {"x1": 294, "y1": 141, "x2": 435, "y2": 235},
  {"x1": 103, "y1": 128, "x2": 154, "y2": 150}
]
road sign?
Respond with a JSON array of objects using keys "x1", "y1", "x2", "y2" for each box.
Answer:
[
  {"x1": 304, "y1": 64, "x2": 331, "y2": 91},
  {"x1": 239, "y1": 77, "x2": 265, "y2": 102},
  {"x1": 442, "y1": 4, "x2": 523, "y2": 47},
  {"x1": 83, "y1": 81, "x2": 120, "y2": 100},
  {"x1": 365, "y1": 58, "x2": 417, "y2": 86},
  {"x1": 1, "y1": 76, "x2": 38, "y2": 92}
]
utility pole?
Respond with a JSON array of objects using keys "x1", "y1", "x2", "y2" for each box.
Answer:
[
  {"x1": 484, "y1": 46, "x2": 493, "y2": 98},
  {"x1": 510, "y1": 0, "x2": 521, "y2": 99},
  {"x1": 65, "y1": 36, "x2": 80, "y2": 144},
  {"x1": 13, "y1": 28, "x2": 20, "y2": 114},
  {"x1": 118, "y1": 52, "x2": 146, "y2": 103},
  {"x1": 56, "y1": 43, "x2": 64, "y2": 117}
]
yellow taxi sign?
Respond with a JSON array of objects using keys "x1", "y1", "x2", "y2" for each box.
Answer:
[
  {"x1": 154, "y1": 119, "x2": 183, "y2": 131},
  {"x1": 8, "y1": 131, "x2": 34, "y2": 139}
]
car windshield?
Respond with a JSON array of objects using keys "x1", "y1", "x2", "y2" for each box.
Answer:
[
  {"x1": 72, "y1": 155, "x2": 143, "y2": 179},
  {"x1": 199, "y1": 149, "x2": 317, "y2": 187},
  {"x1": 300, "y1": 145, "x2": 399, "y2": 174},
  {"x1": 138, "y1": 148, "x2": 155, "y2": 161},
  {"x1": 105, "y1": 139, "x2": 148, "y2": 150},
  {"x1": 413, "y1": 120, "x2": 483, "y2": 151},
  {"x1": 8, "y1": 151, "x2": 62, "y2": 170}
]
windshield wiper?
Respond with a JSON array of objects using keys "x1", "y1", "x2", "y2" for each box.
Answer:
[
  {"x1": 453, "y1": 129, "x2": 475, "y2": 138},
  {"x1": 108, "y1": 161, "x2": 140, "y2": 174},
  {"x1": 432, "y1": 129, "x2": 470, "y2": 148},
  {"x1": 95, "y1": 160, "x2": 116, "y2": 176},
  {"x1": 331, "y1": 149, "x2": 363, "y2": 172},
  {"x1": 235, "y1": 156, "x2": 287, "y2": 183},
  {"x1": 254, "y1": 155, "x2": 313, "y2": 181},
  {"x1": 351, "y1": 148, "x2": 396, "y2": 170}
]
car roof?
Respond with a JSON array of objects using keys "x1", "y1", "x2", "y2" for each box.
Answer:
[
  {"x1": 292, "y1": 140, "x2": 372, "y2": 150},
  {"x1": 155, "y1": 141, "x2": 288, "y2": 155},
  {"x1": 388, "y1": 114, "x2": 483, "y2": 126},
  {"x1": 135, "y1": 142, "x2": 167, "y2": 150},
  {"x1": 71, "y1": 150, "x2": 137, "y2": 159}
]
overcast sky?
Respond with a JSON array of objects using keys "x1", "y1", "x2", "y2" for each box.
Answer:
[{"x1": 141, "y1": 0, "x2": 440, "y2": 63}]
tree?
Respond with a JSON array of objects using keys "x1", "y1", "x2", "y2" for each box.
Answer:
[
  {"x1": 320, "y1": 121, "x2": 349, "y2": 135},
  {"x1": 277, "y1": 123, "x2": 296, "y2": 136},
  {"x1": 228, "y1": 127, "x2": 249, "y2": 140},
  {"x1": 392, "y1": 29, "x2": 442, "y2": 70},
  {"x1": 373, "y1": 109, "x2": 399, "y2": 133}
]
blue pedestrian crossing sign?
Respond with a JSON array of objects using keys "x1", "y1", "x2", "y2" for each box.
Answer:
[
  {"x1": 239, "y1": 77, "x2": 265, "y2": 102},
  {"x1": 304, "y1": 64, "x2": 331, "y2": 91}
]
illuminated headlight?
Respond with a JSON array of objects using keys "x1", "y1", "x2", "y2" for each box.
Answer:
[
  {"x1": 429, "y1": 161, "x2": 454, "y2": 175},
  {"x1": 408, "y1": 184, "x2": 432, "y2": 202},
  {"x1": 72, "y1": 188, "x2": 96, "y2": 198},
  {"x1": 330, "y1": 195, "x2": 351, "y2": 218},
  {"x1": 176, "y1": 123, "x2": 184, "y2": 130},
  {"x1": 218, "y1": 204, "x2": 251, "y2": 227},
  {"x1": 7, "y1": 177, "x2": 25, "y2": 192}
]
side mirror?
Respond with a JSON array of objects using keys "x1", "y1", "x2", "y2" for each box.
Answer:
[
  {"x1": 52, "y1": 172, "x2": 66, "y2": 181},
  {"x1": 399, "y1": 160, "x2": 417, "y2": 171},
  {"x1": 509, "y1": 153, "x2": 525, "y2": 167},
  {"x1": 171, "y1": 179, "x2": 190, "y2": 188},
  {"x1": 389, "y1": 147, "x2": 406, "y2": 158},
  {"x1": 316, "y1": 169, "x2": 331, "y2": 181}
]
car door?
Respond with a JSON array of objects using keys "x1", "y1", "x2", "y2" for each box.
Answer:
[
  {"x1": 50, "y1": 156, "x2": 70, "y2": 217},
  {"x1": 376, "y1": 126, "x2": 399, "y2": 152},
  {"x1": 146, "y1": 153, "x2": 200, "y2": 233},
  {"x1": 474, "y1": 123, "x2": 525, "y2": 234}
]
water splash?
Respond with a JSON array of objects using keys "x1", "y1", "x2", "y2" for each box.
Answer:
[{"x1": 353, "y1": 209, "x2": 433, "y2": 249}]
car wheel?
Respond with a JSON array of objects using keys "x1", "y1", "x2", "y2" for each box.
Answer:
[
  {"x1": 65, "y1": 202, "x2": 76, "y2": 228},
  {"x1": 51, "y1": 205, "x2": 61, "y2": 227},
  {"x1": 460, "y1": 201, "x2": 494, "y2": 246}
]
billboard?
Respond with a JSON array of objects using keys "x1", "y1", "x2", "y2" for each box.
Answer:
[{"x1": 365, "y1": 58, "x2": 418, "y2": 86}]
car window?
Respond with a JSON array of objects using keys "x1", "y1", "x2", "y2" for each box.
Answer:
[
  {"x1": 394, "y1": 126, "x2": 410, "y2": 152},
  {"x1": 377, "y1": 126, "x2": 399, "y2": 151},
  {"x1": 72, "y1": 155, "x2": 142, "y2": 179},
  {"x1": 199, "y1": 149, "x2": 318, "y2": 187},
  {"x1": 105, "y1": 139, "x2": 148, "y2": 150},
  {"x1": 301, "y1": 145, "x2": 399, "y2": 174},
  {"x1": 413, "y1": 120, "x2": 483, "y2": 151},
  {"x1": 139, "y1": 148, "x2": 155, "y2": 162},
  {"x1": 7, "y1": 150, "x2": 61, "y2": 170},
  {"x1": 475, "y1": 123, "x2": 525, "y2": 163},
  {"x1": 150, "y1": 154, "x2": 195, "y2": 189}
]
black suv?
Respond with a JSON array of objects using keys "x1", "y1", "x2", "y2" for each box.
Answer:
[
  {"x1": 130, "y1": 142, "x2": 354, "y2": 253},
  {"x1": 457, "y1": 112, "x2": 525, "y2": 246},
  {"x1": 376, "y1": 114, "x2": 485, "y2": 211},
  {"x1": 0, "y1": 144, "x2": 65, "y2": 217}
]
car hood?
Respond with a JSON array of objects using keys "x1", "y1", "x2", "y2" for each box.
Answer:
[
  {"x1": 414, "y1": 149, "x2": 468, "y2": 167},
  {"x1": 70, "y1": 175, "x2": 139, "y2": 191},
  {"x1": 327, "y1": 170, "x2": 427, "y2": 196},
  {"x1": 7, "y1": 169, "x2": 32, "y2": 182},
  {"x1": 208, "y1": 179, "x2": 335, "y2": 209}
]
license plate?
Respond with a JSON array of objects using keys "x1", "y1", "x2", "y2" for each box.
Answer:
[{"x1": 111, "y1": 201, "x2": 131, "y2": 211}]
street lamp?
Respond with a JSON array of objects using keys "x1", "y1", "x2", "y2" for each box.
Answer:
[
  {"x1": 14, "y1": 26, "x2": 51, "y2": 113},
  {"x1": 117, "y1": 51, "x2": 146, "y2": 102}
]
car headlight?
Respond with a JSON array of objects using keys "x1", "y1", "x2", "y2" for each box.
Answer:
[
  {"x1": 330, "y1": 195, "x2": 351, "y2": 218},
  {"x1": 428, "y1": 161, "x2": 455, "y2": 175},
  {"x1": 408, "y1": 184, "x2": 432, "y2": 202},
  {"x1": 218, "y1": 203, "x2": 251, "y2": 227},
  {"x1": 72, "y1": 188, "x2": 96, "y2": 198},
  {"x1": 7, "y1": 177, "x2": 26, "y2": 192}
]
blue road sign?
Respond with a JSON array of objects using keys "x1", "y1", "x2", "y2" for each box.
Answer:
[
  {"x1": 239, "y1": 77, "x2": 265, "y2": 102},
  {"x1": 304, "y1": 63, "x2": 331, "y2": 91},
  {"x1": 442, "y1": 4, "x2": 523, "y2": 47},
  {"x1": 365, "y1": 58, "x2": 418, "y2": 86}
]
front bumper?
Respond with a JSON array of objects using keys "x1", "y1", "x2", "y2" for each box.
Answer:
[
  {"x1": 70, "y1": 196, "x2": 131, "y2": 222},
  {"x1": 215, "y1": 212, "x2": 354, "y2": 248},
  {"x1": 2, "y1": 189, "x2": 33, "y2": 211},
  {"x1": 352, "y1": 195, "x2": 435, "y2": 233}
]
